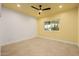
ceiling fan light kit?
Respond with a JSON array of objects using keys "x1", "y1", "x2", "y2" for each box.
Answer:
[{"x1": 39, "y1": 10, "x2": 42, "y2": 12}]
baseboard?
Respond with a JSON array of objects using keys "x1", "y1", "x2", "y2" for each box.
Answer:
[
  {"x1": 1, "y1": 36, "x2": 36, "y2": 46},
  {"x1": 38, "y1": 35, "x2": 78, "y2": 47}
]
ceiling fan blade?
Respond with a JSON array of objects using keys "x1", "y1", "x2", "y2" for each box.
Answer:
[
  {"x1": 31, "y1": 6, "x2": 39, "y2": 10},
  {"x1": 42, "y1": 8, "x2": 51, "y2": 11}
]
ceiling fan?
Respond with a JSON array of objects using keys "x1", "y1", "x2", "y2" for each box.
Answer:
[{"x1": 31, "y1": 5, "x2": 51, "y2": 15}]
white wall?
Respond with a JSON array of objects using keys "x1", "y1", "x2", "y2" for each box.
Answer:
[
  {"x1": 0, "y1": 8, "x2": 37, "y2": 45},
  {"x1": 78, "y1": 7, "x2": 79, "y2": 46},
  {"x1": 0, "y1": 4, "x2": 1, "y2": 55}
]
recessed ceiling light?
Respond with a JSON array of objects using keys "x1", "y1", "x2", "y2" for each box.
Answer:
[
  {"x1": 17, "y1": 4, "x2": 21, "y2": 7},
  {"x1": 59, "y1": 5, "x2": 63, "y2": 8}
]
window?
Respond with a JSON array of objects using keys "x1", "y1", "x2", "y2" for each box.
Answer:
[{"x1": 44, "y1": 20, "x2": 59, "y2": 31}]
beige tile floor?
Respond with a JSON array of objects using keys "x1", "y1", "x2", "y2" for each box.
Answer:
[{"x1": 1, "y1": 37, "x2": 79, "y2": 56}]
